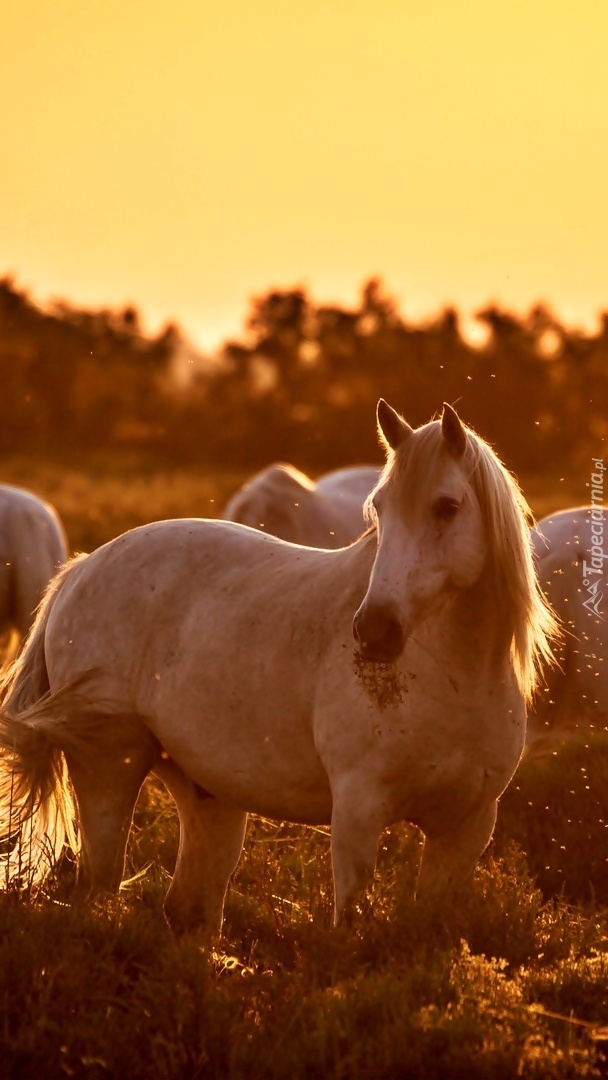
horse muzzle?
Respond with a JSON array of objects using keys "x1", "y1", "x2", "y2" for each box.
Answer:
[{"x1": 352, "y1": 603, "x2": 406, "y2": 663}]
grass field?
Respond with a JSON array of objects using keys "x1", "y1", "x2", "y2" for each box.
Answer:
[{"x1": 1, "y1": 455, "x2": 606, "y2": 1079}]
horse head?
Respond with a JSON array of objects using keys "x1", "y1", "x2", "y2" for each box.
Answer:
[{"x1": 353, "y1": 400, "x2": 487, "y2": 663}]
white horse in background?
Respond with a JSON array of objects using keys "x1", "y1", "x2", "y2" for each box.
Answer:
[
  {"x1": 526, "y1": 506, "x2": 608, "y2": 751},
  {"x1": 0, "y1": 485, "x2": 68, "y2": 657},
  {"x1": 224, "y1": 463, "x2": 381, "y2": 547},
  {"x1": 0, "y1": 402, "x2": 555, "y2": 935}
]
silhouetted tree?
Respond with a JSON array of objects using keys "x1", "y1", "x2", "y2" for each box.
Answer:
[{"x1": 0, "y1": 275, "x2": 604, "y2": 475}]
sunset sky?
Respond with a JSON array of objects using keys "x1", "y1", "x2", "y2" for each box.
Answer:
[{"x1": 3, "y1": 1, "x2": 608, "y2": 351}]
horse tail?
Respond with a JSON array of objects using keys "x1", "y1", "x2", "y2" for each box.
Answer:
[{"x1": 0, "y1": 555, "x2": 88, "y2": 889}]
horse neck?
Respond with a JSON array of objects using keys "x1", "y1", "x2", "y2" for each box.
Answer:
[
  {"x1": 345, "y1": 527, "x2": 380, "y2": 570},
  {"x1": 430, "y1": 565, "x2": 515, "y2": 684},
  {"x1": 288, "y1": 529, "x2": 378, "y2": 613}
]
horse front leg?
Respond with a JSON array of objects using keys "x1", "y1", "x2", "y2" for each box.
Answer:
[
  {"x1": 415, "y1": 798, "x2": 498, "y2": 907},
  {"x1": 330, "y1": 776, "x2": 385, "y2": 926}
]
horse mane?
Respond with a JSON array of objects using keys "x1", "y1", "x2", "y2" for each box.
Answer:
[
  {"x1": 465, "y1": 428, "x2": 559, "y2": 701},
  {"x1": 369, "y1": 418, "x2": 559, "y2": 702}
]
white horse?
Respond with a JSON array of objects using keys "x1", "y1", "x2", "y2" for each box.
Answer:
[
  {"x1": 0, "y1": 402, "x2": 555, "y2": 935},
  {"x1": 0, "y1": 485, "x2": 68, "y2": 656},
  {"x1": 224, "y1": 463, "x2": 380, "y2": 547},
  {"x1": 526, "y1": 506, "x2": 608, "y2": 751}
]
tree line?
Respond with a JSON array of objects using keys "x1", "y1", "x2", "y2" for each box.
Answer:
[{"x1": 0, "y1": 275, "x2": 604, "y2": 477}]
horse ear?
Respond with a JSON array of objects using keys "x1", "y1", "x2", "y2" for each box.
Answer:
[
  {"x1": 441, "y1": 402, "x2": 467, "y2": 457},
  {"x1": 377, "y1": 399, "x2": 413, "y2": 452}
]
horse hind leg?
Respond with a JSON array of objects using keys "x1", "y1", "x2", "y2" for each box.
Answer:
[
  {"x1": 155, "y1": 757, "x2": 247, "y2": 935},
  {"x1": 65, "y1": 716, "x2": 159, "y2": 896}
]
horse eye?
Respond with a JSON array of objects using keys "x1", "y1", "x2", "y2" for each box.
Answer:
[{"x1": 433, "y1": 496, "x2": 461, "y2": 521}]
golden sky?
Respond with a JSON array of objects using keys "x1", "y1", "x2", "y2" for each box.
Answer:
[{"x1": 2, "y1": 0, "x2": 608, "y2": 350}]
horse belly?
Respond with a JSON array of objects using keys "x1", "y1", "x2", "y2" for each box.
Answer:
[
  {"x1": 40, "y1": 522, "x2": 369, "y2": 826},
  {"x1": 45, "y1": 602, "x2": 334, "y2": 825},
  {"x1": 150, "y1": 659, "x2": 335, "y2": 825}
]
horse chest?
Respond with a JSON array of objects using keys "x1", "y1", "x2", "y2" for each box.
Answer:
[
  {"x1": 366, "y1": 696, "x2": 524, "y2": 829},
  {"x1": 369, "y1": 745, "x2": 510, "y2": 836}
]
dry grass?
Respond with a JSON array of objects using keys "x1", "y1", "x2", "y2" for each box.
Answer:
[
  {"x1": 0, "y1": 452, "x2": 247, "y2": 554},
  {"x1": 3, "y1": 800, "x2": 608, "y2": 1079}
]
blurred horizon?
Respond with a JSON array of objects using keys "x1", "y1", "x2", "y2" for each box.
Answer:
[
  {"x1": 3, "y1": 1, "x2": 608, "y2": 352},
  {"x1": 5, "y1": 268, "x2": 608, "y2": 359},
  {"x1": 1, "y1": 272, "x2": 605, "y2": 483}
]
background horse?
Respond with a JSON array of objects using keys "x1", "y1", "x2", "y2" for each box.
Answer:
[
  {"x1": 224, "y1": 463, "x2": 380, "y2": 547},
  {"x1": 0, "y1": 402, "x2": 555, "y2": 935},
  {"x1": 0, "y1": 485, "x2": 68, "y2": 659},
  {"x1": 526, "y1": 506, "x2": 608, "y2": 752}
]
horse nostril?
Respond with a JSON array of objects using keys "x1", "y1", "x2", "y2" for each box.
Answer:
[{"x1": 353, "y1": 606, "x2": 405, "y2": 662}]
